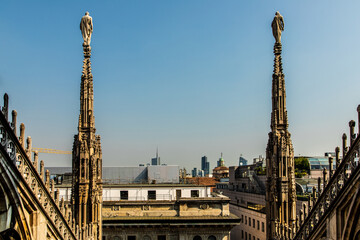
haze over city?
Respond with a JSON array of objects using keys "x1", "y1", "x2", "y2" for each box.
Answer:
[{"x1": 1, "y1": 1, "x2": 360, "y2": 170}]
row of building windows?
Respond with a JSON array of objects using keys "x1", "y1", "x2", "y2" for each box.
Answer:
[
  {"x1": 104, "y1": 235, "x2": 216, "y2": 240},
  {"x1": 241, "y1": 231, "x2": 260, "y2": 240},
  {"x1": 119, "y1": 190, "x2": 200, "y2": 200},
  {"x1": 241, "y1": 215, "x2": 265, "y2": 233}
]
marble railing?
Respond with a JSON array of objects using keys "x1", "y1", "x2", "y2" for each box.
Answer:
[
  {"x1": 294, "y1": 105, "x2": 360, "y2": 239},
  {"x1": 0, "y1": 94, "x2": 77, "y2": 240}
]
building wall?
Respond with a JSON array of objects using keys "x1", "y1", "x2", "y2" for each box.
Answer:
[
  {"x1": 57, "y1": 185, "x2": 212, "y2": 202},
  {"x1": 103, "y1": 186, "x2": 211, "y2": 201},
  {"x1": 103, "y1": 228, "x2": 230, "y2": 240},
  {"x1": 230, "y1": 205, "x2": 266, "y2": 240},
  {"x1": 218, "y1": 189, "x2": 265, "y2": 208},
  {"x1": 102, "y1": 194, "x2": 237, "y2": 240}
]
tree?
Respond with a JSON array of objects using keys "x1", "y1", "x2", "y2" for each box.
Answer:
[{"x1": 295, "y1": 157, "x2": 310, "y2": 178}]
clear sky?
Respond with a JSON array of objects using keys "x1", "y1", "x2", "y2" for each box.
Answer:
[{"x1": 1, "y1": 1, "x2": 360, "y2": 171}]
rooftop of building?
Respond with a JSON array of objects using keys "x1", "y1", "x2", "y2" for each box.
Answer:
[{"x1": 213, "y1": 166, "x2": 229, "y2": 171}]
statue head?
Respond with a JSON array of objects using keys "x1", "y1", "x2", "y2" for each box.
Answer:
[
  {"x1": 85, "y1": 11, "x2": 89, "y2": 16},
  {"x1": 275, "y1": 11, "x2": 280, "y2": 16}
]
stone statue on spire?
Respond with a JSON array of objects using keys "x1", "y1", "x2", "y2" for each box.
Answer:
[
  {"x1": 80, "y1": 12, "x2": 93, "y2": 45},
  {"x1": 271, "y1": 11, "x2": 284, "y2": 44}
]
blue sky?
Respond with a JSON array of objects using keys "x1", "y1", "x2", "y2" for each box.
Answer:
[{"x1": 1, "y1": 1, "x2": 360, "y2": 170}]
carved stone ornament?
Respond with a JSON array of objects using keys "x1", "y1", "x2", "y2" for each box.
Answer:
[
  {"x1": 80, "y1": 12, "x2": 93, "y2": 45},
  {"x1": 271, "y1": 11, "x2": 284, "y2": 43}
]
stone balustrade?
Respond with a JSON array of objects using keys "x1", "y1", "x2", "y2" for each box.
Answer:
[
  {"x1": 294, "y1": 105, "x2": 360, "y2": 239},
  {"x1": 0, "y1": 93, "x2": 78, "y2": 240}
]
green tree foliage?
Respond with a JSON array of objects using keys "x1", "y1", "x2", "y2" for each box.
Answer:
[
  {"x1": 255, "y1": 166, "x2": 266, "y2": 175},
  {"x1": 295, "y1": 157, "x2": 310, "y2": 178}
]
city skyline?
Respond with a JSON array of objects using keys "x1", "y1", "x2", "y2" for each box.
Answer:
[{"x1": 1, "y1": 1, "x2": 360, "y2": 171}]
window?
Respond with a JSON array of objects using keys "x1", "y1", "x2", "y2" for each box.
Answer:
[
  {"x1": 191, "y1": 190, "x2": 199, "y2": 198},
  {"x1": 241, "y1": 230, "x2": 244, "y2": 239},
  {"x1": 241, "y1": 215, "x2": 244, "y2": 223},
  {"x1": 262, "y1": 222, "x2": 265, "y2": 232},
  {"x1": 253, "y1": 219, "x2": 255, "y2": 228},
  {"x1": 193, "y1": 236, "x2": 202, "y2": 240},
  {"x1": 176, "y1": 189, "x2": 181, "y2": 199},
  {"x1": 249, "y1": 217, "x2": 251, "y2": 226},
  {"x1": 283, "y1": 157, "x2": 287, "y2": 177},
  {"x1": 128, "y1": 236, "x2": 136, "y2": 240},
  {"x1": 253, "y1": 237, "x2": 255, "y2": 240},
  {"x1": 245, "y1": 216, "x2": 247, "y2": 224},
  {"x1": 158, "y1": 236, "x2": 166, "y2": 240},
  {"x1": 148, "y1": 190, "x2": 156, "y2": 200},
  {"x1": 120, "y1": 191, "x2": 128, "y2": 200},
  {"x1": 245, "y1": 232, "x2": 247, "y2": 240},
  {"x1": 207, "y1": 236, "x2": 216, "y2": 240},
  {"x1": 249, "y1": 234, "x2": 251, "y2": 240},
  {"x1": 257, "y1": 220, "x2": 260, "y2": 230},
  {"x1": 143, "y1": 236, "x2": 151, "y2": 240}
]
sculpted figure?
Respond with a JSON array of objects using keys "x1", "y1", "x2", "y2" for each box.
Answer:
[
  {"x1": 271, "y1": 12, "x2": 284, "y2": 43},
  {"x1": 80, "y1": 12, "x2": 93, "y2": 45}
]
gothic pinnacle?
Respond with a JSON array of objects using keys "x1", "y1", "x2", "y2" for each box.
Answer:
[
  {"x1": 73, "y1": 13, "x2": 103, "y2": 239},
  {"x1": 266, "y1": 12, "x2": 296, "y2": 239}
]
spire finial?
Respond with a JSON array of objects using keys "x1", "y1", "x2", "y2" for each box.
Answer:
[
  {"x1": 271, "y1": 11, "x2": 284, "y2": 44},
  {"x1": 80, "y1": 12, "x2": 93, "y2": 46}
]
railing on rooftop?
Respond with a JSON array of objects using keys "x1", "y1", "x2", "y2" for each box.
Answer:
[
  {"x1": 294, "y1": 106, "x2": 360, "y2": 239},
  {"x1": 0, "y1": 94, "x2": 77, "y2": 239}
]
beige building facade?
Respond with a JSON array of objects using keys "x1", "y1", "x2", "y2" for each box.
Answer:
[{"x1": 102, "y1": 193, "x2": 238, "y2": 240}]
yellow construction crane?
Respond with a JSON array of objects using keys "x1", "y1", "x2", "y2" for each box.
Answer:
[{"x1": 31, "y1": 148, "x2": 72, "y2": 154}]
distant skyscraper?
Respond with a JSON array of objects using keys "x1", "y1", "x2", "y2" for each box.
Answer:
[
  {"x1": 151, "y1": 148, "x2": 160, "y2": 165},
  {"x1": 192, "y1": 167, "x2": 198, "y2": 177},
  {"x1": 201, "y1": 156, "x2": 210, "y2": 176}
]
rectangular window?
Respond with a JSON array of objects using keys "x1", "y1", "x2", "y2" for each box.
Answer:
[
  {"x1": 128, "y1": 236, "x2": 136, "y2": 240},
  {"x1": 249, "y1": 217, "x2": 251, "y2": 226},
  {"x1": 262, "y1": 222, "x2": 265, "y2": 232},
  {"x1": 245, "y1": 216, "x2": 247, "y2": 224},
  {"x1": 191, "y1": 190, "x2": 199, "y2": 198},
  {"x1": 120, "y1": 191, "x2": 128, "y2": 200},
  {"x1": 257, "y1": 220, "x2": 260, "y2": 230},
  {"x1": 249, "y1": 234, "x2": 251, "y2": 240},
  {"x1": 148, "y1": 190, "x2": 156, "y2": 200},
  {"x1": 253, "y1": 219, "x2": 255, "y2": 228},
  {"x1": 176, "y1": 189, "x2": 182, "y2": 199},
  {"x1": 245, "y1": 232, "x2": 247, "y2": 240},
  {"x1": 158, "y1": 236, "x2": 166, "y2": 240},
  {"x1": 241, "y1": 230, "x2": 244, "y2": 239},
  {"x1": 241, "y1": 215, "x2": 244, "y2": 223}
]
